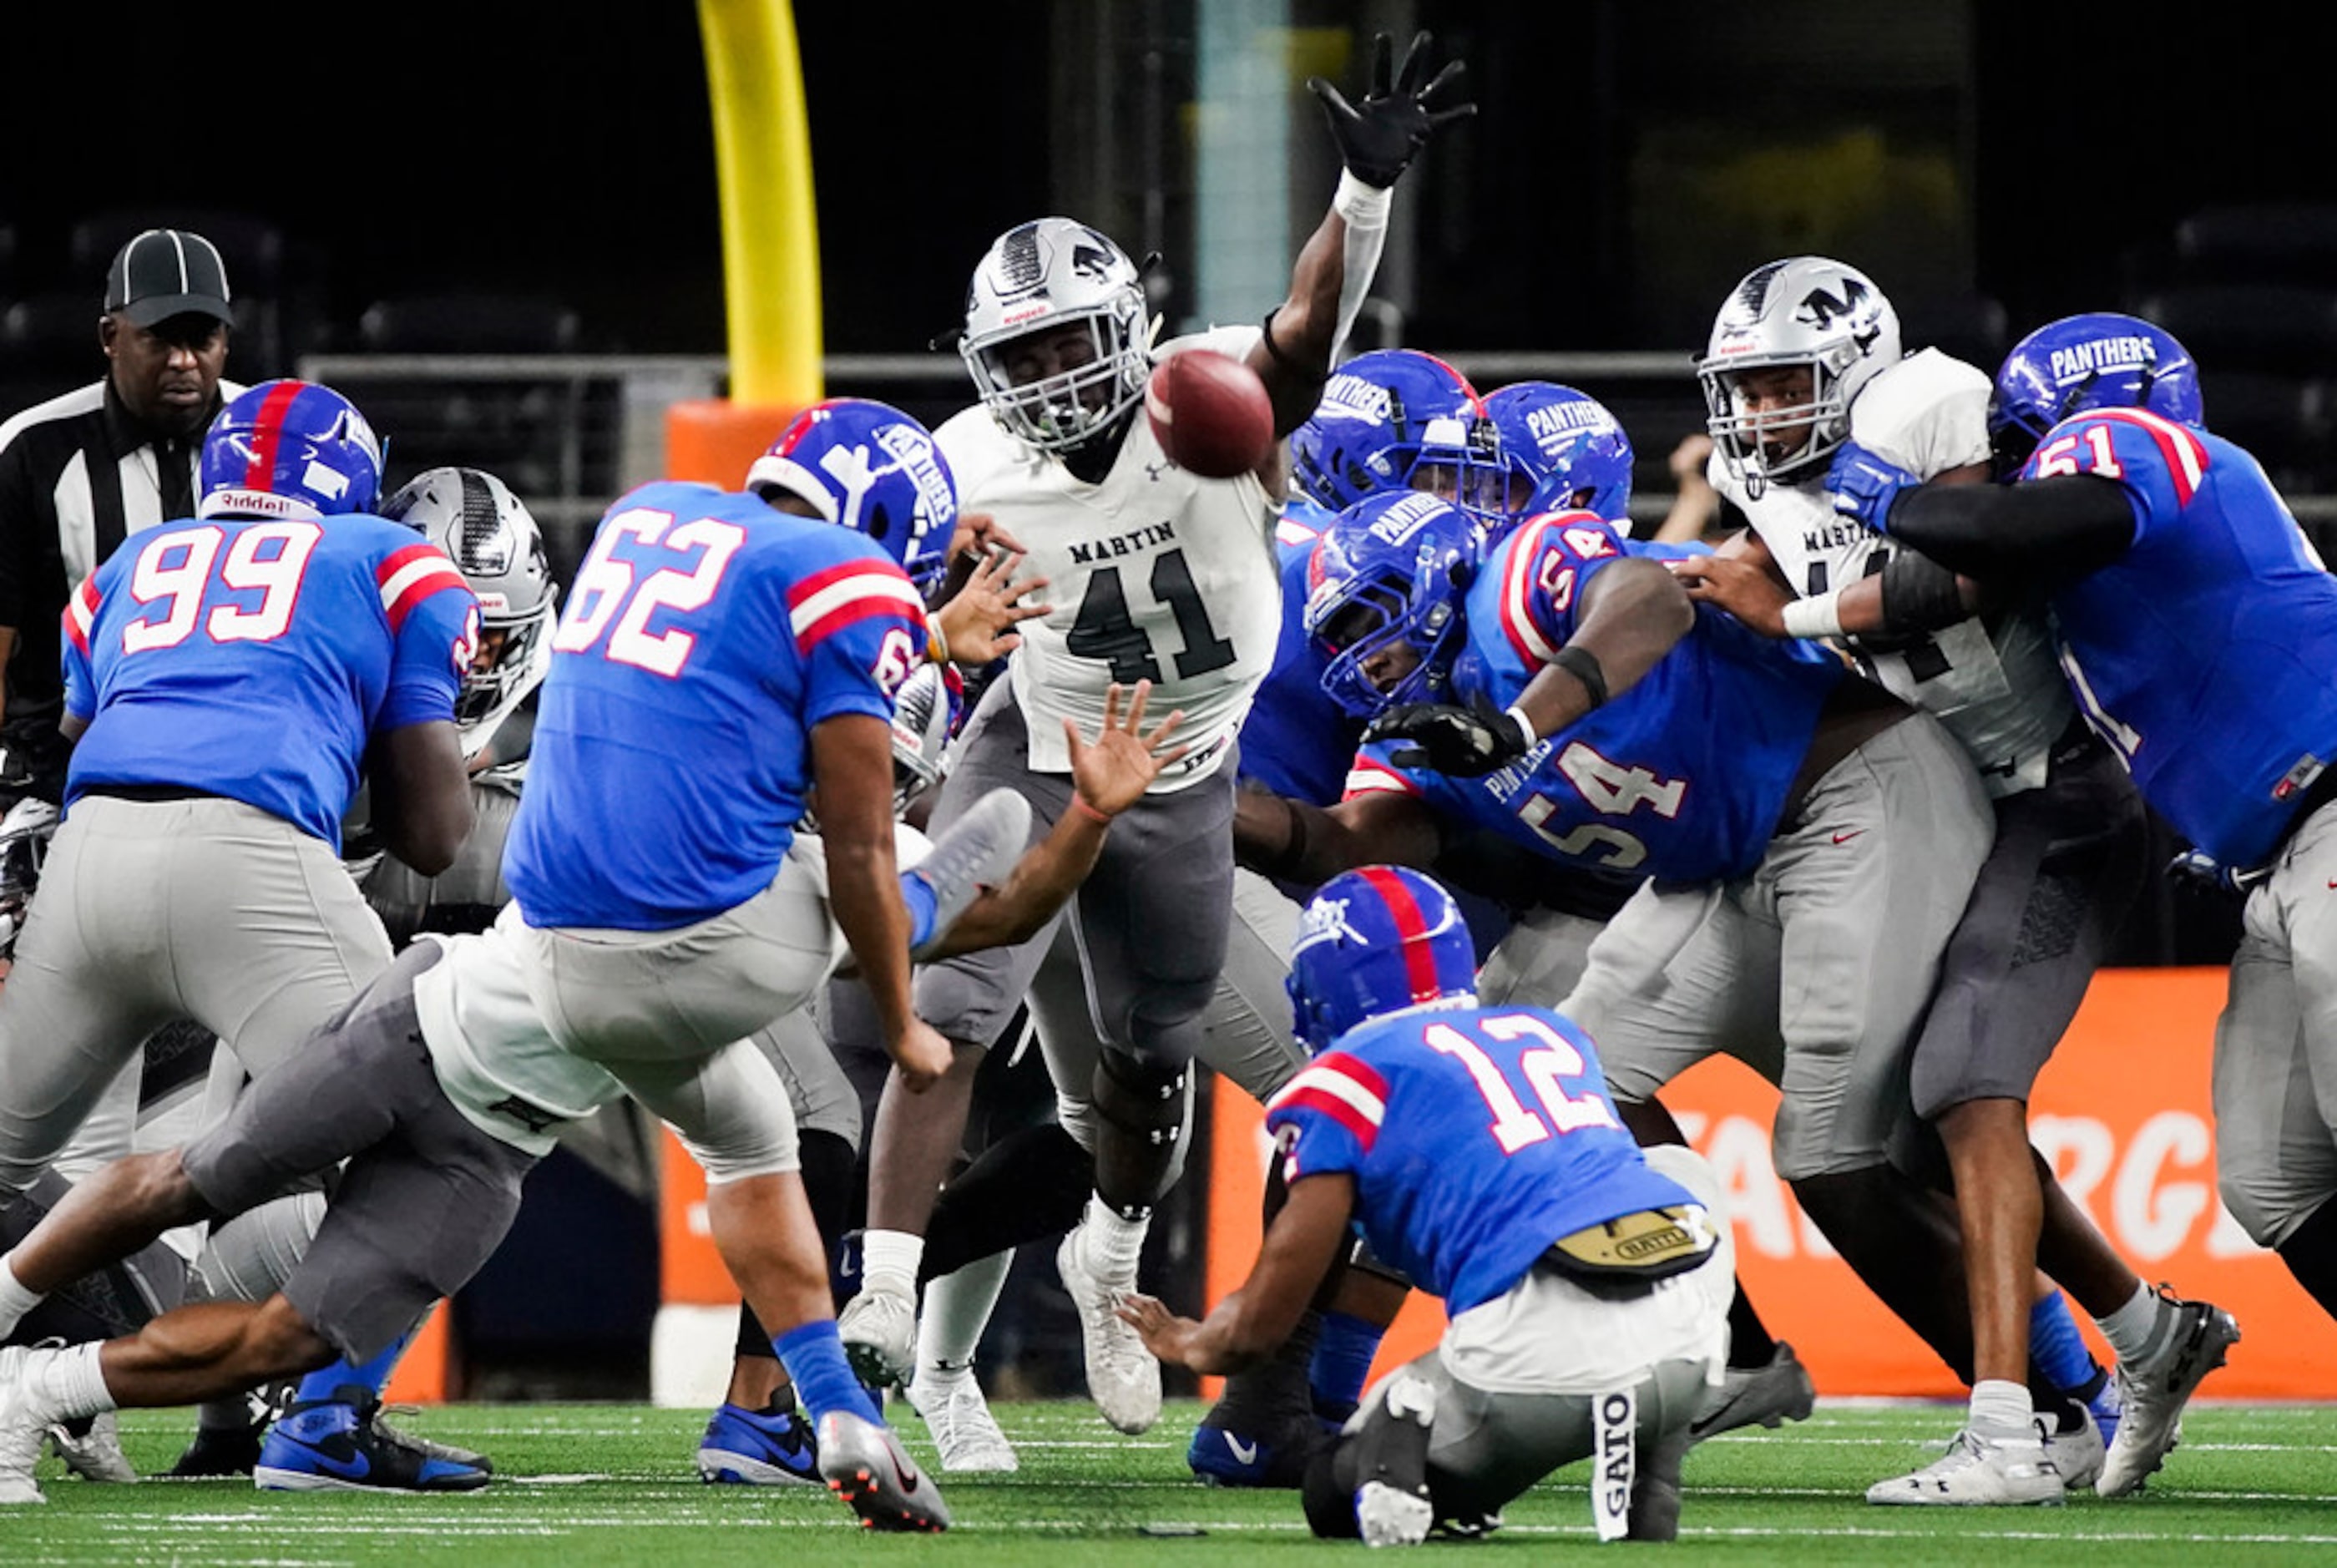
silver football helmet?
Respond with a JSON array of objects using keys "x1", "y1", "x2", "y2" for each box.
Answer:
[
  {"x1": 960, "y1": 218, "x2": 1152, "y2": 453},
  {"x1": 1697, "y1": 255, "x2": 1902, "y2": 492},
  {"x1": 381, "y1": 466, "x2": 559, "y2": 755},
  {"x1": 889, "y1": 662, "x2": 962, "y2": 813}
]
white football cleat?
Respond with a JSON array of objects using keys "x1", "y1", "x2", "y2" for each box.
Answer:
[
  {"x1": 909, "y1": 1365, "x2": 1018, "y2": 1472},
  {"x1": 48, "y1": 1409, "x2": 136, "y2": 1483},
  {"x1": 837, "y1": 1287, "x2": 918, "y2": 1393},
  {"x1": 0, "y1": 1345, "x2": 53, "y2": 1505},
  {"x1": 2097, "y1": 1290, "x2": 2240, "y2": 1498},
  {"x1": 1867, "y1": 1427, "x2": 2065, "y2": 1506},
  {"x1": 1353, "y1": 1372, "x2": 1438, "y2": 1548},
  {"x1": 2039, "y1": 1400, "x2": 2104, "y2": 1491},
  {"x1": 1055, "y1": 1227, "x2": 1161, "y2": 1434}
]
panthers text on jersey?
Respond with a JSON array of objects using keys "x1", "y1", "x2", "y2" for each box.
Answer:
[
  {"x1": 503, "y1": 480, "x2": 930, "y2": 930},
  {"x1": 62, "y1": 513, "x2": 475, "y2": 851},
  {"x1": 935, "y1": 326, "x2": 1282, "y2": 792},
  {"x1": 1343, "y1": 513, "x2": 1842, "y2": 883},
  {"x1": 1716, "y1": 348, "x2": 2071, "y2": 797},
  {"x1": 2009, "y1": 407, "x2": 2337, "y2": 868},
  {"x1": 1267, "y1": 1000, "x2": 1701, "y2": 1314}
]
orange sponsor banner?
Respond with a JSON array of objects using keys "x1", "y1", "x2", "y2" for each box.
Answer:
[
  {"x1": 659, "y1": 1129, "x2": 740, "y2": 1306},
  {"x1": 1205, "y1": 967, "x2": 2337, "y2": 1400}
]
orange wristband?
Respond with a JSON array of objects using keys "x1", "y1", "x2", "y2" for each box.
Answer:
[{"x1": 1070, "y1": 794, "x2": 1113, "y2": 826}]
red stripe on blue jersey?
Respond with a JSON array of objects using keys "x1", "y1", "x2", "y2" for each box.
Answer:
[
  {"x1": 786, "y1": 558, "x2": 925, "y2": 654},
  {"x1": 1268, "y1": 1050, "x2": 1390, "y2": 1156},
  {"x1": 1499, "y1": 513, "x2": 1564, "y2": 667},
  {"x1": 376, "y1": 542, "x2": 469, "y2": 631},
  {"x1": 64, "y1": 576, "x2": 100, "y2": 655},
  {"x1": 241, "y1": 381, "x2": 305, "y2": 494},
  {"x1": 2082, "y1": 408, "x2": 2211, "y2": 506}
]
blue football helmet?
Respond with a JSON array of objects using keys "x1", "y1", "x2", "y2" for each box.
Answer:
[
  {"x1": 1303, "y1": 491, "x2": 1481, "y2": 719},
  {"x1": 1287, "y1": 865, "x2": 1478, "y2": 1054},
  {"x1": 1291, "y1": 349, "x2": 1500, "y2": 514},
  {"x1": 1484, "y1": 382, "x2": 1634, "y2": 524},
  {"x1": 747, "y1": 397, "x2": 957, "y2": 581},
  {"x1": 1990, "y1": 312, "x2": 2205, "y2": 478},
  {"x1": 198, "y1": 379, "x2": 385, "y2": 521}
]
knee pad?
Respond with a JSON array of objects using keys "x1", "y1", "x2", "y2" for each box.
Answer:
[
  {"x1": 193, "y1": 1191, "x2": 327, "y2": 1304},
  {"x1": 1091, "y1": 1052, "x2": 1188, "y2": 1152}
]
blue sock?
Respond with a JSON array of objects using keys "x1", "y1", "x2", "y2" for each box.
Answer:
[
  {"x1": 775, "y1": 1319, "x2": 883, "y2": 1427},
  {"x1": 1309, "y1": 1311, "x2": 1384, "y2": 1422},
  {"x1": 294, "y1": 1325, "x2": 416, "y2": 1406},
  {"x1": 2029, "y1": 1292, "x2": 2101, "y2": 1396},
  {"x1": 898, "y1": 870, "x2": 940, "y2": 948}
]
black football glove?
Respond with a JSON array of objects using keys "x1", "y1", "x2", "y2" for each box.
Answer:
[
  {"x1": 1366, "y1": 693, "x2": 1532, "y2": 777},
  {"x1": 1308, "y1": 31, "x2": 1476, "y2": 190}
]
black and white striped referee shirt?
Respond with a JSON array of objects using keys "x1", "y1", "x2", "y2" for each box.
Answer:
[{"x1": 0, "y1": 374, "x2": 245, "y2": 724}]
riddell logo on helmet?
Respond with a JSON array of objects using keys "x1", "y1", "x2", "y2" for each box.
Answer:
[{"x1": 1002, "y1": 304, "x2": 1053, "y2": 327}]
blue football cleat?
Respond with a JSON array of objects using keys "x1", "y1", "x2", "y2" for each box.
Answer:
[
  {"x1": 697, "y1": 1403, "x2": 822, "y2": 1485},
  {"x1": 253, "y1": 1385, "x2": 490, "y2": 1493},
  {"x1": 1185, "y1": 1409, "x2": 1333, "y2": 1490}
]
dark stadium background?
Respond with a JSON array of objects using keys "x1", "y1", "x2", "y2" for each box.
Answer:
[{"x1": 3, "y1": 1, "x2": 2328, "y2": 1399}]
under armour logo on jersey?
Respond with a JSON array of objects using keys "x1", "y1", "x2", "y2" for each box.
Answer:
[
  {"x1": 485, "y1": 1095, "x2": 565, "y2": 1134},
  {"x1": 1145, "y1": 460, "x2": 1171, "y2": 482}
]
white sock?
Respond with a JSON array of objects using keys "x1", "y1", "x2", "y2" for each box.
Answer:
[
  {"x1": 28, "y1": 1341, "x2": 117, "y2": 1424},
  {"x1": 0, "y1": 1252, "x2": 45, "y2": 1338},
  {"x1": 918, "y1": 1251, "x2": 1013, "y2": 1375},
  {"x1": 1080, "y1": 1195, "x2": 1148, "y2": 1282},
  {"x1": 860, "y1": 1229, "x2": 924, "y2": 1301},
  {"x1": 1967, "y1": 1378, "x2": 2034, "y2": 1442},
  {"x1": 2097, "y1": 1282, "x2": 2170, "y2": 1366}
]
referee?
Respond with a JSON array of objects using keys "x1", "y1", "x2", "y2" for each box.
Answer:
[{"x1": 0, "y1": 228, "x2": 243, "y2": 800}]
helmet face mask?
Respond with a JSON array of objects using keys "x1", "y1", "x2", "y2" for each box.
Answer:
[
  {"x1": 1286, "y1": 865, "x2": 1478, "y2": 1054},
  {"x1": 888, "y1": 661, "x2": 964, "y2": 814},
  {"x1": 199, "y1": 379, "x2": 385, "y2": 521},
  {"x1": 1305, "y1": 491, "x2": 1481, "y2": 720},
  {"x1": 960, "y1": 219, "x2": 1151, "y2": 453},
  {"x1": 380, "y1": 467, "x2": 557, "y2": 746},
  {"x1": 1990, "y1": 311, "x2": 2203, "y2": 479},
  {"x1": 1697, "y1": 257, "x2": 1901, "y2": 493}
]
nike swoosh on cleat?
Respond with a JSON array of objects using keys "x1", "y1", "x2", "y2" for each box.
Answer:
[
  {"x1": 1225, "y1": 1434, "x2": 1260, "y2": 1465},
  {"x1": 897, "y1": 1453, "x2": 923, "y2": 1491},
  {"x1": 285, "y1": 1442, "x2": 369, "y2": 1480}
]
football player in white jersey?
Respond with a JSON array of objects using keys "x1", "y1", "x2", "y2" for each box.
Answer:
[
  {"x1": 837, "y1": 32, "x2": 1474, "y2": 1437},
  {"x1": 1668, "y1": 258, "x2": 2219, "y2": 1504}
]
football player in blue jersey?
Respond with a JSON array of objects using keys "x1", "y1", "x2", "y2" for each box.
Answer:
[
  {"x1": 1235, "y1": 488, "x2": 2112, "y2": 1472},
  {"x1": 1292, "y1": 349, "x2": 1509, "y2": 529},
  {"x1": 1824, "y1": 311, "x2": 2284, "y2": 1496},
  {"x1": 1120, "y1": 865, "x2": 1733, "y2": 1545},
  {"x1": 1668, "y1": 269, "x2": 2196, "y2": 1505},
  {"x1": 0, "y1": 400, "x2": 1190, "y2": 1520},
  {"x1": 0, "y1": 379, "x2": 478, "y2": 1491}
]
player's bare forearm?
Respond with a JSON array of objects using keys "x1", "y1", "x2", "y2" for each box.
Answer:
[
  {"x1": 1234, "y1": 787, "x2": 1441, "y2": 887},
  {"x1": 368, "y1": 720, "x2": 475, "y2": 877},
  {"x1": 1248, "y1": 212, "x2": 1348, "y2": 438},
  {"x1": 1514, "y1": 558, "x2": 1693, "y2": 739},
  {"x1": 811, "y1": 715, "x2": 918, "y2": 1043},
  {"x1": 1117, "y1": 1172, "x2": 1356, "y2": 1373},
  {"x1": 921, "y1": 683, "x2": 1186, "y2": 956}
]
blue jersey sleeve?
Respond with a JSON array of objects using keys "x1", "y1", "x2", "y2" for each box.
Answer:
[
  {"x1": 1482, "y1": 510, "x2": 1630, "y2": 670},
  {"x1": 1264, "y1": 1050, "x2": 1388, "y2": 1186},
  {"x1": 783, "y1": 550, "x2": 933, "y2": 731},
  {"x1": 2021, "y1": 409, "x2": 2201, "y2": 544},
  {"x1": 375, "y1": 539, "x2": 476, "y2": 731},
  {"x1": 60, "y1": 571, "x2": 103, "y2": 722}
]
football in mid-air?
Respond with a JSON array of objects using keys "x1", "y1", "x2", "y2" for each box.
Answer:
[{"x1": 1146, "y1": 348, "x2": 1274, "y2": 478}]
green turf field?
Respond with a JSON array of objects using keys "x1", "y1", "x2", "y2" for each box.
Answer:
[{"x1": 3, "y1": 1399, "x2": 2332, "y2": 1565}]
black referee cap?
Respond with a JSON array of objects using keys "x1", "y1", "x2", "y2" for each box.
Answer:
[{"x1": 104, "y1": 229, "x2": 235, "y2": 329}]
